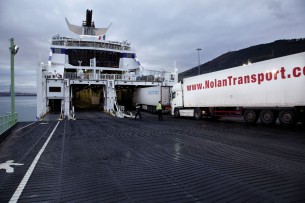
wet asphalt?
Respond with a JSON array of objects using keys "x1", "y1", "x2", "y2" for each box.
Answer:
[{"x1": 0, "y1": 111, "x2": 304, "y2": 202}]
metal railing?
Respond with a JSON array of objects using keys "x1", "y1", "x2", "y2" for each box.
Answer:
[
  {"x1": 63, "y1": 73, "x2": 164, "y2": 82},
  {"x1": 0, "y1": 112, "x2": 18, "y2": 135},
  {"x1": 52, "y1": 39, "x2": 131, "y2": 51}
]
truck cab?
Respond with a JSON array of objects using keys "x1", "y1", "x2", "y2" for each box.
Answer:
[{"x1": 171, "y1": 82, "x2": 183, "y2": 116}]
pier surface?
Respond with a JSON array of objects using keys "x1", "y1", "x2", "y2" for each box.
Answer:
[{"x1": 0, "y1": 112, "x2": 304, "y2": 202}]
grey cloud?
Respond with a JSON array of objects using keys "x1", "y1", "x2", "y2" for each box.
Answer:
[{"x1": 0, "y1": 0, "x2": 304, "y2": 91}]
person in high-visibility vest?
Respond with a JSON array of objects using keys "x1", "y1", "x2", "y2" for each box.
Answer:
[{"x1": 156, "y1": 101, "x2": 163, "y2": 121}]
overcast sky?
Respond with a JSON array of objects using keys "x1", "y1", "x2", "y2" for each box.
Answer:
[{"x1": 0, "y1": 0, "x2": 304, "y2": 92}]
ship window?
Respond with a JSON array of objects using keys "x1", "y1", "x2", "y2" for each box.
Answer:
[
  {"x1": 171, "y1": 92, "x2": 176, "y2": 99},
  {"x1": 52, "y1": 48, "x2": 66, "y2": 54},
  {"x1": 121, "y1": 53, "x2": 135, "y2": 58},
  {"x1": 49, "y1": 87, "x2": 61, "y2": 92},
  {"x1": 84, "y1": 27, "x2": 95, "y2": 35},
  {"x1": 170, "y1": 74, "x2": 175, "y2": 81}
]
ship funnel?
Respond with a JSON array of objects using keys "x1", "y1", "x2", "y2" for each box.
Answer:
[
  {"x1": 85, "y1": 9, "x2": 93, "y2": 27},
  {"x1": 66, "y1": 9, "x2": 111, "y2": 36}
]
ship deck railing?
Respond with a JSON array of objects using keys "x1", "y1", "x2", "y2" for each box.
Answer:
[
  {"x1": 52, "y1": 39, "x2": 131, "y2": 51},
  {"x1": 0, "y1": 112, "x2": 18, "y2": 135},
  {"x1": 63, "y1": 73, "x2": 164, "y2": 82}
]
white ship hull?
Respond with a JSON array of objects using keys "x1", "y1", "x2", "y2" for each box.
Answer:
[{"x1": 37, "y1": 10, "x2": 177, "y2": 120}]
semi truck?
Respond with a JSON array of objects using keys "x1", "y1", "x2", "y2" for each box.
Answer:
[
  {"x1": 134, "y1": 86, "x2": 171, "y2": 113},
  {"x1": 171, "y1": 52, "x2": 305, "y2": 125}
]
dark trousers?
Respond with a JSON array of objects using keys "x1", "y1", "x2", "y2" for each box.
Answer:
[
  {"x1": 135, "y1": 110, "x2": 141, "y2": 119},
  {"x1": 158, "y1": 110, "x2": 163, "y2": 120}
]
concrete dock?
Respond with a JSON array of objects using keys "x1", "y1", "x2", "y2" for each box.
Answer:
[{"x1": 0, "y1": 112, "x2": 304, "y2": 202}]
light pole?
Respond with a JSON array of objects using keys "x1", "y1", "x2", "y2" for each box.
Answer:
[
  {"x1": 9, "y1": 38, "x2": 19, "y2": 114},
  {"x1": 196, "y1": 48, "x2": 202, "y2": 75}
]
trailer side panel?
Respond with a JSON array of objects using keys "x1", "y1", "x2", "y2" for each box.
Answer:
[{"x1": 183, "y1": 52, "x2": 305, "y2": 108}]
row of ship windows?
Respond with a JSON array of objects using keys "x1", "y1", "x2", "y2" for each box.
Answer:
[
  {"x1": 51, "y1": 41, "x2": 131, "y2": 51},
  {"x1": 68, "y1": 49, "x2": 120, "y2": 67},
  {"x1": 51, "y1": 48, "x2": 135, "y2": 58}
]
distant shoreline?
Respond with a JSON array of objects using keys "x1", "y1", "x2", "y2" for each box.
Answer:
[{"x1": 0, "y1": 92, "x2": 37, "y2": 96}]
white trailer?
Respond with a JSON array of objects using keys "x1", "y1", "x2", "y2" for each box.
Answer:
[
  {"x1": 134, "y1": 86, "x2": 171, "y2": 113},
  {"x1": 171, "y1": 52, "x2": 305, "y2": 125}
]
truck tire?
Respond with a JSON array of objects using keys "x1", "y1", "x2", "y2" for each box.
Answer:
[
  {"x1": 243, "y1": 110, "x2": 258, "y2": 124},
  {"x1": 194, "y1": 108, "x2": 202, "y2": 120},
  {"x1": 278, "y1": 110, "x2": 296, "y2": 126},
  {"x1": 260, "y1": 110, "x2": 276, "y2": 125},
  {"x1": 174, "y1": 108, "x2": 180, "y2": 118}
]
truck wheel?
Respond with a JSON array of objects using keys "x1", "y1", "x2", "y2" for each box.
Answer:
[
  {"x1": 278, "y1": 110, "x2": 296, "y2": 126},
  {"x1": 174, "y1": 108, "x2": 180, "y2": 118},
  {"x1": 260, "y1": 110, "x2": 276, "y2": 125},
  {"x1": 244, "y1": 110, "x2": 258, "y2": 124},
  {"x1": 194, "y1": 108, "x2": 202, "y2": 120}
]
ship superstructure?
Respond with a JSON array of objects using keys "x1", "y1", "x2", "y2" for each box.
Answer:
[{"x1": 37, "y1": 10, "x2": 177, "y2": 119}]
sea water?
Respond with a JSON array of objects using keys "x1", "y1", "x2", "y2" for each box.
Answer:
[{"x1": 0, "y1": 96, "x2": 37, "y2": 121}]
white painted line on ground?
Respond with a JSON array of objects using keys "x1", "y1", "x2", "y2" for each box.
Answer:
[
  {"x1": 9, "y1": 121, "x2": 60, "y2": 203},
  {"x1": 15, "y1": 122, "x2": 36, "y2": 132}
]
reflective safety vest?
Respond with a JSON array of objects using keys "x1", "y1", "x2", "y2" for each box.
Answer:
[{"x1": 156, "y1": 103, "x2": 162, "y2": 110}]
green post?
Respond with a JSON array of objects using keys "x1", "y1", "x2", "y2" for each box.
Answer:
[{"x1": 10, "y1": 38, "x2": 15, "y2": 114}]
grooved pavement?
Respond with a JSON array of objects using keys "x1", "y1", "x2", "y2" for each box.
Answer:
[{"x1": 0, "y1": 112, "x2": 304, "y2": 202}]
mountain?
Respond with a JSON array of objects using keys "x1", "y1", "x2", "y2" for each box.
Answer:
[{"x1": 179, "y1": 38, "x2": 305, "y2": 81}]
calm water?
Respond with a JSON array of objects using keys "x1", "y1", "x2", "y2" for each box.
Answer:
[{"x1": 0, "y1": 96, "x2": 37, "y2": 121}]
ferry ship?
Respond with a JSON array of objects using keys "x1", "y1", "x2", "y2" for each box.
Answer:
[{"x1": 37, "y1": 10, "x2": 177, "y2": 120}]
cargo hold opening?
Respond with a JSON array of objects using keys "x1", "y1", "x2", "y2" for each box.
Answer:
[
  {"x1": 49, "y1": 99, "x2": 62, "y2": 112},
  {"x1": 115, "y1": 85, "x2": 136, "y2": 111},
  {"x1": 72, "y1": 84, "x2": 104, "y2": 111}
]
